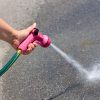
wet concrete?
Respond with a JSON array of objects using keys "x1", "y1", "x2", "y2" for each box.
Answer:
[{"x1": 1, "y1": 0, "x2": 100, "y2": 100}]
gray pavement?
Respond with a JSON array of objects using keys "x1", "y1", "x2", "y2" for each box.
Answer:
[{"x1": 1, "y1": 0, "x2": 100, "y2": 100}]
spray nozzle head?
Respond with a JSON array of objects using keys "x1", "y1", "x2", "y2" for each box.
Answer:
[
  {"x1": 42, "y1": 34, "x2": 51, "y2": 47},
  {"x1": 34, "y1": 33, "x2": 51, "y2": 48}
]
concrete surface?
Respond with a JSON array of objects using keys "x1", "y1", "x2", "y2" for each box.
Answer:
[{"x1": 1, "y1": 0, "x2": 100, "y2": 100}]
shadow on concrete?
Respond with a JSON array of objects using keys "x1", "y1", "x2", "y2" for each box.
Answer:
[{"x1": 42, "y1": 83, "x2": 81, "y2": 100}]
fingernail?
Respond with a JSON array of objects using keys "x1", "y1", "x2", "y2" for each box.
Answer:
[
  {"x1": 33, "y1": 43, "x2": 38, "y2": 47},
  {"x1": 33, "y1": 23, "x2": 36, "y2": 27}
]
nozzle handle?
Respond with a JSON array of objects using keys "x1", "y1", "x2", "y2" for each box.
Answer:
[{"x1": 18, "y1": 28, "x2": 38, "y2": 54}]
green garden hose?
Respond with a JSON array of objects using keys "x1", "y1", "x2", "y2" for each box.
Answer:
[{"x1": 0, "y1": 50, "x2": 22, "y2": 76}]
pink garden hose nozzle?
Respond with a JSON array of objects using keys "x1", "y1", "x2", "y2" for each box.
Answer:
[
  {"x1": 18, "y1": 28, "x2": 51, "y2": 54},
  {"x1": 0, "y1": 28, "x2": 51, "y2": 76}
]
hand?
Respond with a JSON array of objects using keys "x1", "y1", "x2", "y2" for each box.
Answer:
[{"x1": 11, "y1": 23, "x2": 37, "y2": 55}]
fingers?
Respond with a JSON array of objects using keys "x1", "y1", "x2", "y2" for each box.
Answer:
[
  {"x1": 12, "y1": 39, "x2": 20, "y2": 50},
  {"x1": 24, "y1": 42, "x2": 37, "y2": 55},
  {"x1": 26, "y1": 23, "x2": 37, "y2": 33}
]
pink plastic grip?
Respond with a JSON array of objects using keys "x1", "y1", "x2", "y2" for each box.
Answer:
[{"x1": 18, "y1": 33, "x2": 35, "y2": 54}]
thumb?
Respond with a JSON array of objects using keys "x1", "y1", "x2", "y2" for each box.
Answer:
[{"x1": 26, "y1": 23, "x2": 36, "y2": 33}]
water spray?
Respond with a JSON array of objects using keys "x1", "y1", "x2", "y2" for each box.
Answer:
[
  {"x1": 1, "y1": 28, "x2": 100, "y2": 82},
  {"x1": 50, "y1": 44, "x2": 100, "y2": 82},
  {"x1": 0, "y1": 28, "x2": 51, "y2": 76}
]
